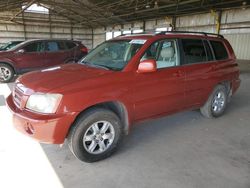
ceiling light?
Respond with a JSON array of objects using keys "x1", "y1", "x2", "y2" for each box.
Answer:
[
  {"x1": 242, "y1": 1, "x2": 247, "y2": 9},
  {"x1": 154, "y1": 1, "x2": 159, "y2": 9},
  {"x1": 145, "y1": 1, "x2": 150, "y2": 9}
]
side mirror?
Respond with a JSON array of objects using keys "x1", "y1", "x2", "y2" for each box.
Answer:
[
  {"x1": 17, "y1": 49, "x2": 25, "y2": 53},
  {"x1": 137, "y1": 59, "x2": 157, "y2": 73}
]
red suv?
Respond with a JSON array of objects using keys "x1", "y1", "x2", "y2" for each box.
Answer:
[
  {"x1": 0, "y1": 39, "x2": 88, "y2": 83},
  {"x1": 6, "y1": 31, "x2": 240, "y2": 162}
]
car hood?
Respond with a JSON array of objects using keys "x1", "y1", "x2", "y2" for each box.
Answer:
[{"x1": 18, "y1": 64, "x2": 112, "y2": 93}]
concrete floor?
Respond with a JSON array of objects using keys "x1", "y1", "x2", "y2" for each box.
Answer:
[{"x1": 0, "y1": 61, "x2": 250, "y2": 188}]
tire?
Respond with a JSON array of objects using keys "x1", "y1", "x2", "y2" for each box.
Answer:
[
  {"x1": 67, "y1": 108, "x2": 123, "y2": 162},
  {"x1": 200, "y1": 84, "x2": 228, "y2": 118},
  {"x1": 0, "y1": 63, "x2": 15, "y2": 83}
]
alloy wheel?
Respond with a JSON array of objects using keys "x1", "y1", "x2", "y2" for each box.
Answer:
[
  {"x1": 0, "y1": 66, "x2": 11, "y2": 82},
  {"x1": 83, "y1": 121, "x2": 115, "y2": 154},
  {"x1": 212, "y1": 91, "x2": 226, "y2": 113}
]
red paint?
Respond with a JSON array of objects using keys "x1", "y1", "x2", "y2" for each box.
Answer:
[{"x1": 6, "y1": 33, "x2": 240, "y2": 144}]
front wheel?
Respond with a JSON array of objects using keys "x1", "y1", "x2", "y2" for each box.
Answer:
[
  {"x1": 0, "y1": 63, "x2": 15, "y2": 83},
  {"x1": 200, "y1": 84, "x2": 228, "y2": 118},
  {"x1": 67, "y1": 108, "x2": 123, "y2": 162}
]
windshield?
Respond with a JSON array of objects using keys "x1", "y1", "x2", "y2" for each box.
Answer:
[
  {"x1": 8, "y1": 41, "x2": 26, "y2": 51},
  {"x1": 79, "y1": 39, "x2": 145, "y2": 71},
  {"x1": 0, "y1": 42, "x2": 14, "y2": 50},
  {"x1": 0, "y1": 42, "x2": 22, "y2": 51}
]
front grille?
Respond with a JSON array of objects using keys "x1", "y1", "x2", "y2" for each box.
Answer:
[
  {"x1": 13, "y1": 86, "x2": 24, "y2": 108},
  {"x1": 12, "y1": 83, "x2": 29, "y2": 109}
]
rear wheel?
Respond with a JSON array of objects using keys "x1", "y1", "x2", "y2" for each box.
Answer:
[
  {"x1": 0, "y1": 63, "x2": 15, "y2": 83},
  {"x1": 67, "y1": 108, "x2": 123, "y2": 162},
  {"x1": 200, "y1": 85, "x2": 228, "y2": 118}
]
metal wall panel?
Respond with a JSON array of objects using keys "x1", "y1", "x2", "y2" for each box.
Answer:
[
  {"x1": 0, "y1": 11, "x2": 93, "y2": 49},
  {"x1": 91, "y1": 8, "x2": 250, "y2": 58},
  {"x1": 225, "y1": 33, "x2": 250, "y2": 60}
]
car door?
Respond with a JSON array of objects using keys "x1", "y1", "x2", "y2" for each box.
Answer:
[
  {"x1": 44, "y1": 41, "x2": 69, "y2": 67},
  {"x1": 133, "y1": 39, "x2": 186, "y2": 120},
  {"x1": 14, "y1": 41, "x2": 46, "y2": 72},
  {"x1": 181, "y1": 38, "x2": 217, "y2": 108}
]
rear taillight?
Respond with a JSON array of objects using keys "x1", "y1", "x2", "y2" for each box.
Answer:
[{"x1": 80, "y1": 47, "x2": 88, "y2": 54}]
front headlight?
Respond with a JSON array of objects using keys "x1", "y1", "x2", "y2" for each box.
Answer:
[{"x1": 26, "y1": 93, "x2": 62, "y2": 114}]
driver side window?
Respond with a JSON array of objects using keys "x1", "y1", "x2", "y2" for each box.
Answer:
[
  {"x1": 23, "y1": 42, "x2": 45, "y2": 53},
  {"x1": 140, "y1": 39, "x2": 179, "y2": 69}
]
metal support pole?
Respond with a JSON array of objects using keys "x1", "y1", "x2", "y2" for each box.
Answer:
[
  {"x1": 48, "y1": 12, "x2": 52, "y2": 39},
  {"x1": 172, "y1": 16, "x2": 176, "y2": 31},
  {"x1": 21, "y1": 12, "x2": 27, "y2": 40},
  {"x1": 217, "y1": 11, "x2": 222, "y2": 34},
  {"x1": 142, "y1": 20, "x2": 146, "y2": 31},
  {"x1": 70, "y1": 23, "x2": 73, "y2": 40},
  {"x1": 91, "y1": 28, "x2": 94, "y2": 49}
]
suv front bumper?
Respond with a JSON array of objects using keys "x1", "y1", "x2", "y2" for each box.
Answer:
[{"x1": 6, "y1": 94, "x2": 78, "y2": 144}]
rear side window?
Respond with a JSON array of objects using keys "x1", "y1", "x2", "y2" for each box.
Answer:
[
  {"x1": 65, "y1": 42, "x2": 76, "y2": 49},
  {"x1": 46, "y1": 41, "x2": 59, "y2": 52},
  {"x1": 181, "y1": 39, "x2": 207, "y2": 64},
  {"x1": 57, "y1": 41, "x2": 67, "y2": 50},
  {"x1": 210, "y1": 41, "x2": 228, "y2": 60}
]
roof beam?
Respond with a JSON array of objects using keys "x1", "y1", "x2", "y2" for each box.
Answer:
[
  {"x1": 47, "y1": 3, "x2": 94, "y2": 28},
  {"x1": 39, "y1": 3, "x2": 79, "y2": 24},
  {"x1": 9, "y1": 0, "x2": 36, "y2": 21},
  {"x1": 39, "y1": 0, "x2": 105, "y2": 27},
  {"x1": 74, "y1": 0, "x2": 126, "y2": 26},
  {"x1": 74, "y1": 0, "x2": 199, "y2": 24}
]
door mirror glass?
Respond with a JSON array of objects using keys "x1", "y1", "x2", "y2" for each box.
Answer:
[{"x1": 137, "y1": 59, "x2": 157, "y2": 73}]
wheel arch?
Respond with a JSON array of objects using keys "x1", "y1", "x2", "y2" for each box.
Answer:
[
  {"x1": 0, "y1": 61, "x2": 17, "y2": 74},
  {"x1": 218, "y1": 80, "x2": 231, "y2": 95},
  {"x1": 69, "y1": 100, "x2": 130, "y2": 136},
  {"x1": 202, "y1": 80, "x2": 231, "y2": 107}
]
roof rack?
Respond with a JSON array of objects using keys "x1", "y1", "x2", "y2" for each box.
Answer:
[
  {"x1": 156, "y1": 31, "x2": 224, "y2": 38},
  {"x1": 119, "y1": 31, "x2": 155, "y2": 37}
]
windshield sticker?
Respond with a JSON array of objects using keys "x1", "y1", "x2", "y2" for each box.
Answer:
[{"x1": 129, "y1": 39, "x2": 147, "y2": 44}]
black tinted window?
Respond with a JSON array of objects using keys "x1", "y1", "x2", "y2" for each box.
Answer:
[
  {"x1": 210, "y1": 41, "x2": 228, "y2": 60},
  {"x1": 58, "y1": 41, "x2": 67, "y2": 50},
  {"x1": 23, "y1": 42, "x2": 45, "y2": 52},
  {"x1": 65, "y1": 41, "x2": 76, "y2": 49},
  {"x1": 204, "y1": 40, "x2": 213, "y2": 61},
  {"x1": 182, "y1": 39, "x2": 206, "y2": 64}
]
